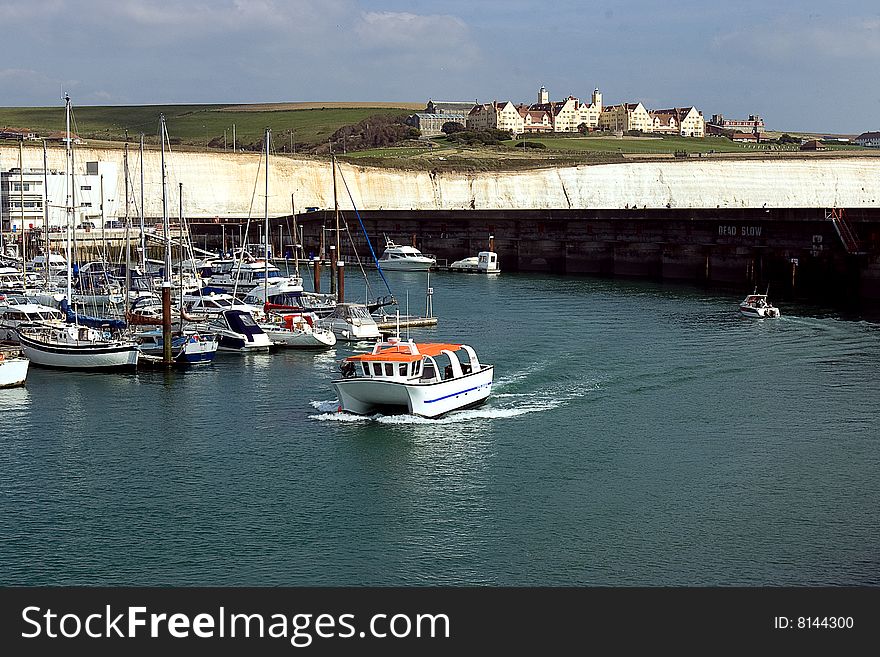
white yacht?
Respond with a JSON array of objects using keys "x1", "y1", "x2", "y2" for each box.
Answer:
[
  {"x1": 183, "y1": 291, "x2": 262, "y2": 319},
  {"x1": 333, "y1": 336, "x2": 493, "y2": 418},
  {"x1": 0, "y1": 295, "x2": 66, "y2": 343},
  {"x1": 208, "y1": 257, "x2": 292, "y2": 292},
  {"x1": 242, "y1": 279, "x2": 337, "y2": 317},
  {"x1": 377, "y1": 239, "x2": 436, "y2": 271},
  {"x1": 261, "y1": 312, "x2": 337, "y2": 349},
  {"x1": 448, "y1": 251, "x2": 501, "y2": 275},
  {"x1": 319, "y1": 303, "x2": 381, "y2": 342}
]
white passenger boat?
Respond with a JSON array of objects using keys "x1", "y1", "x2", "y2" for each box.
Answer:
[
  {"x1": 333, "y1": 336, "x2": 493, "y2": 418},
  {"x1": 319, "y1": 303, "x2": 381, "y2": 342},
  {"x1": 448, "y1": 251, "x2": 501, "y2": 275},
  {"x1": 262, "y1": 313, "x2": 337, "y2": 349},
  {"x1": 377, "y1": 239, "x2": 436, "y2": 271},
  {"x1": 0, "y1": 350, "x2": 29, "y2": 387},
  {"x1": 739, "y1": 293, "x2": 780, "y2": 318}
]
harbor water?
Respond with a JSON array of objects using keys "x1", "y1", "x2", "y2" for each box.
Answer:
[{"x1": 2, "y1": 272, "x2": 879, "y2": 585}]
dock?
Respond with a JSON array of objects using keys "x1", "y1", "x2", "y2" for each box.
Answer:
[{"x1": 375, "y1": 315, "x2": 438, "y2": 330}]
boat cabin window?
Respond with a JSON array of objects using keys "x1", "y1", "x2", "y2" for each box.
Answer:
[
  {"x1": 420, "y1": 362, "x2": 436, "y2": 381},
  {"x1": 372, "y1": 362, "x2": 382, "y2": 376},
  {"x1": 384, "y1": 363, "x2": 394, "y2": 376},
  {"x1": 412, "y1": 361, "x2": 421, "y2": 377},
  {"x1": 399, "y1": 363, "x2": 407, "y2": 376},
  {"x1": 361, "y1": 362, "x2": 370, "y2": 376}
]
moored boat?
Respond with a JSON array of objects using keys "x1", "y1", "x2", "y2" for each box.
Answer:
[
  {"x1": 448, "y1": 251, "x2": 501, "y2": 275},
  {"x1": 262, "y1": 312, "x2": 337, "y2": 349},
  {"x1": 205, "y1": 308, "x2": 272, "y2": 352},
  {"x1": 17, "y1": 324, "x2": 139, "y2": 370},
  {"x1": 332, "y1": 336, "x2": 493, "y2": 418},
  {"x1": 0, "y1": 350, "x2": 29, "y2": 387},
  {"x1": 377, "y1": 238, "x2": 436, "y2": 271},
  {"x1": 135, "y1": 329, "x2": 219, "y2": 365},
  {"x1": 319, "y1": 302, "x2": 381, "y2": 342}
]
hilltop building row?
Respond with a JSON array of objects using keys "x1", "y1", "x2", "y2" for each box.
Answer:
[{"x1": 407, "y1": 87, "x2": 706, "y2": 138}]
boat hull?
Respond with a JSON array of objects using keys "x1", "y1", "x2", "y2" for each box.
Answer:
[
  {"x1": 265, "y1": 328, "x2": 337, "y2": 348},
  {"x1": 378, "y1": 258, "x2": 435, "y2": 272},
  {"x1": 0, "y1": 357, "x2": 29, "y2": 387},
  {"x1": 17, "y1": 332, "x2": 139, "y2": 370},
  {"x1": 333, "y1": 365, "x2": 494, "y2": 418},
  {"x1": 739, "y1": 305, "x2": 780, "y2": 318}
]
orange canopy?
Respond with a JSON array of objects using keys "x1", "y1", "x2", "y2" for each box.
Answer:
[{"x1": 347, "y1": 343, "x2": 462, "y2": 363}]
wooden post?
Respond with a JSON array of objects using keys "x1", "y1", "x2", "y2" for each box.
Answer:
[
  {"x1": 313, "y1": 256, "x2": 321, "y2": 293},
  {"x1": 336, "y1": 260, "x2": 345, "y2": 303},
  {"x1": 162, "y1": 281, "x2": 172, "y2": 366},
  {"x1": 329, "y1": 244, "x2": 337, "y2": 294}
]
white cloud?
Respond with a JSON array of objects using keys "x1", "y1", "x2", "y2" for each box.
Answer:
[
  {"x1": 713, "y1": 16, "x2": 880, "y2": 61},
  {"x1": 356, "y1": 11, "x2": 470, "y2": 49}
]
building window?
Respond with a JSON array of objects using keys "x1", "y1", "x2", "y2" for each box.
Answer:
[{"x1": 81, "y1": 185, "x2": 91, "y2": 191}]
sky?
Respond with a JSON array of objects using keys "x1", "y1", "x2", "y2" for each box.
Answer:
[{"x1": 1, "y1": 0, "x2": 878, "y2": 134}]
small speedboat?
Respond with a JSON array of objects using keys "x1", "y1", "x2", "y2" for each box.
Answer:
[
  {"x1": 135, "y1": 329, "x2": 219, "y2": 365},
  {"x1": 377, "y1": 238, "x2": 436, "y2": 271},
  {"x1": 739, "y1": 293, "x2": 780, "y2": 318},
  {"x1": 0, "y1": 350, "x2": 29, "y2": 387},
  {"x1": 332, "y1": 336, "x2": 493, "y2": 418},
  {"x1": 205, "y1": 309, "x2": 272, "y2": 352},
  {"x1": 262, "y1": 312, "x2": 337, "y2": 349},
  {"x1": 448, "y1": 251, "x2": 501, "y2": 275}
]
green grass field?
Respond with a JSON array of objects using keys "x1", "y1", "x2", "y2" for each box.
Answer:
[{"x1": 0, "y1": 104, "x2": 414, "y2": 150}]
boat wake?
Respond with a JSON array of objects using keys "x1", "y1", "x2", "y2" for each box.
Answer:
[{"x1": 308, "y1": 372, "x2": 598, "y2": 425}]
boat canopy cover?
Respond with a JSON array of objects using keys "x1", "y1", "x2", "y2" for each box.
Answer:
[
  {"x1": 223, "y1": 309, "x2": 264, "y2": 337},
  {"x1": 348, "y1": 343, "x2": 463, "y2": 363},
  {"x1": 60, "y1": 298, "x2": 127, "y2": 330}
]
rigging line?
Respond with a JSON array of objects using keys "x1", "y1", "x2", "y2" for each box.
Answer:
[
  {"x1": 232, "y1": 146, "x2": 264, "y2": 299},
  {"x1": 339, "y1": 211, "x2": 373, "y2": 302},
  {"x1": 336, "y1": 166, "x2": 394, "y2": 300}
]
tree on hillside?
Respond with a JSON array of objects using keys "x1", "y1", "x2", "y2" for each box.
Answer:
[
  {"x1": 441, "y1": 121, "x2": 466, "y2": 135},
  {"x1": 322, "y1": 113, "x2": 419, "y2": 153}
]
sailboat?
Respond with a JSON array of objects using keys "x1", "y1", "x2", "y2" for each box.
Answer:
[
  {"x1": 251, "y1": 129, "x2": 336, "y2": 348},
  {"x1": 16, "y1": 95, "x2": 139, "y2": 371},
  {"x1": 133, "y1": 114, "x2": 218, "y2": 365}
]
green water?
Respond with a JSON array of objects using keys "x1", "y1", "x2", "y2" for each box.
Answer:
[{"x1": 2, "y1": 273, "x2": 879, "y2": 585}]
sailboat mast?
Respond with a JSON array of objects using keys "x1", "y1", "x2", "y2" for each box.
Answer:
[
  {"x1": 160, "y1": 115, "x2": 170, "y2": 280},
  {"x1": 139, "y1": 133, "x2": 146, "y2": 271},
  {"x1": 65, "y1": 94, "x2": 72, "y2": 304},
  {"x1": 264, "y1": 127, "x2": 270, "y2": 309},
  {"x1": 291, "y1": 193, "x2": 299, "y2": 276},
  {"x1": 42, "y1": 139, "x2": 50, "y2": 291},
  {"x1": 159, "y1": 114, "x2": 172, "y2": 365},
  {"x1": 330, "y1": 154, "x2": 339, "y2": 294},
  {"x1": 124, "y1": 141, "x2": 131, "y2": 318}
]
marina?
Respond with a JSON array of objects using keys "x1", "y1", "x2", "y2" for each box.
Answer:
[{"x1": 2, "y1": 271, "x2": 879, "y2": 586}]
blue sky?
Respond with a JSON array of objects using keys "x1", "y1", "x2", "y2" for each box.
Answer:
[{"x1": 2, "y1": 0, "x2": 878, "y2": 133}]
